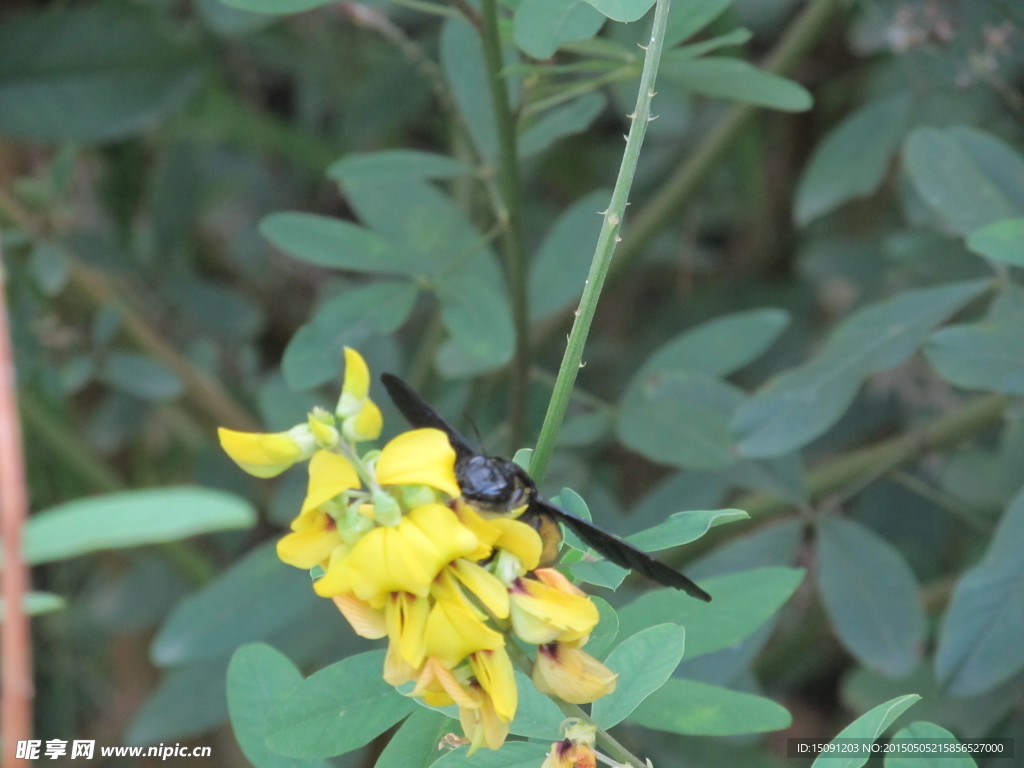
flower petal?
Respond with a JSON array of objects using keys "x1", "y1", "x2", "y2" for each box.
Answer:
[
  {"x1": 532, "y1": 643, "x2": 617, "y2": 704},
  {"x1": 302, "y1": 450, "x2": 360, "y2": 514},
  {"x1": 218, "y1": 427, "x2": 305, "y2": 478},
  {"x1": 470, "y1": 648, "x2": 517, "y2": 721},
  {"x1": 376, "y1": 429, "x2": 461, "y2": 498},
  {"x1": 276, "y1": 513, "x2": 342, "y2": 569},
  {"x1": 332, "y1": 594, "x2": 387, "y2": 639},
  {"x1": 424, "y1": 595, "x2": 504, "y2": 668},
  {"x1": 342, "y1": 347, "x2": 371, "y2": 401}
]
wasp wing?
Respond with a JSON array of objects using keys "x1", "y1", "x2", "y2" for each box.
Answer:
[
  {"x1": 381, "y1": 373, "x2": 475, "y2": 459},
  {"x1": 535, "y1": 499, "x2": 712, "y2": 601}
]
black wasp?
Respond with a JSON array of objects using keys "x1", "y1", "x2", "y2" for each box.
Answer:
[{"x1": 381, "y1": 373, "x2": 711, "y2": 601}]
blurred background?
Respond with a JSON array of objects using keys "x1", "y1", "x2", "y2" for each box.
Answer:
[{"x1": 2, "y1": 0, "x2": 1023, "y2": 766}]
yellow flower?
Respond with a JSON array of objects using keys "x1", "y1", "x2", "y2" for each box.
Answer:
[
  {"x1": 541, "y1": 740, "x2": 597, "y2": 768},
  {"x1": 542, "y1": 718, "x2": 597, "y2": 767},
  {"x1": 423, "y1": 589, "x2": 504, "y2": 668},
  {"x1": 313, "y1": 504, "x2": 478, "y2": 602},
  {"x1": 332, "y1": 594, "x2": 386, "y2": 639},
  {"x1": 276, "y1": 507, "x2": 344, "y2": 569},
  {"x1": 384, "y1": 591, "x2": 431, "y2": 668},
  {"x1": 411, "y1": 657, "x2": 481, "y2": 710},
  {"x1": 300, "y1": 449, "x2": 361, "y2": 514},
  {"x1": 459, "y1": 687, "x2": 509, "y2": 755},
  {"x1": 338, "y1": 348, "x2": 382, "y2": 442},
  {"x1": 469, "y1": 647, "x2": 516, "y2": 722},
  {"x1": 375, "y1": 428, "x2": 461, "y2": 498},
  {"x1": 532, "y1": 643, "x2": 617, "y2": 704},
  {"x1": 217, "y1": 425, "x2": 313, "y2": 478},
  {"x1": 509, "y1": 568, "x2": 599, "y2": 645}
]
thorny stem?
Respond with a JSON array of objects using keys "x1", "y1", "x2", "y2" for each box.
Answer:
[
  {"x1": 530, "y1": 0, "x2": 673, "y2": 482},
  {"x1": 614, "y1": 0, "x2": 842, "y2": 274},
  {"x1": 479, "y1": 0, "x2": 529, "y2": 450}
]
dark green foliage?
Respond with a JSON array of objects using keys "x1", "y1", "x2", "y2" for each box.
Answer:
[{"x1": 4, "y1": 0, "x2": 1023, "y2": 766}]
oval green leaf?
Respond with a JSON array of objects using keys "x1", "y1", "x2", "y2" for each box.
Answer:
[
  {"x1": 265, "y1": 651, "x2": 415, "y2": 758},
  {"x1": 966, "y1": 218, "x2": 1024, "y2": 266},
  {"x1": 934, "y1": 488, "x2": 1024, "y2": 697},
  {"x1": 885, "y1": 722, "x2": 978, "y2": 768},
  {"x1": 228, "y1": 644, "x2": 330, "y2": 768},
  {"x1": 591, "y1": 623, "x2": 686, "y2": 728},
  {"x1": 811, "y1": 694, "x2": 921, "y2": 768},
  {"x1": 630, "y1": 678, "x2": 791, "y2": 735},
  {"x1": 23, "y1": 488, "x2": 256, "y2": 565},
  {"x1": 816, "y1": 517, "x2": 925, "y2": 677}
]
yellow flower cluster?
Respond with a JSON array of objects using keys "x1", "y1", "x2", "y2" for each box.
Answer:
[{"x1": 218, "y1": 349, "x2": 616, "y2": 753}]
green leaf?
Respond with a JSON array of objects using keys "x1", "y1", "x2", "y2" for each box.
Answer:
[
  {"x1": 617, "y1": 371, "x2": 745, "y2": 470},
  {"x1": 811, "y1": 694, "x2": 921, "y2": 768},
  {"x1": 435, "y1": 267, "x2": 515, "y2": 377},
  {"x1": 441, "y1": 16, "x2": 506, "y2": 160},
  {"x1": 662, "y1": 56, "x2": 812, "y2": 112},
  {"x1": 816, "y1": 517, "x2": 925, "y2": 677},
  {"x1": 282, "y1": 281, "x2": 418, "y2": 390},
  {"x1": 528, "y1": 189, "x2": 608, "y2": 321},
  {"x1": 903, "y1": 127, "x2": 1024, "y2": 236},
  {"x1": 966, "y1": 218, "x2": 1024, "y2": 266},
  {"x1": 219, "y1": 0, "x2": 336, "y2": 13},
  {"x1": 227, "y1": 644, "x2": 329, "y2": 768},
  {"x1": 151, "y1": 543, "x2": 320, "y2": 666},
  {"x1": 664, "y1": 0, "x2": 733, "y2": 46},
  {"x1": 925, "y1": 313, "x2": 1024, "y2": 396},
  {"x1": 581, "y1": 0, "x2": 655, "y2": 22},
  {"x1": 617, "y1": 567, "x2": 804, "y2": 660},
  {"x1": 513, "y1": 0, "x2": 605, "y2": 59},
  {"x1": 626, "y1": 508, "x2": 748, "y2": 552},
  {"x1": 98, "y1": 352, "x2": 184, "y2": 401},
  {"x1": 0, "y1": 2, "x2": 202, "y2": 141},
  {"x1": 519, "y1": 92, "x2": 607, "y2": 159},
  {"x1": 934, "y1": 487, "x2": 1024, "y2": 697},
  {"x1": 632, "y1": 308, "x2": 790, "y2": 378},
  {"x1": 885, "y1": 722, "x2": 978, "y2": 768},
  {"x1": 796, "y1": 93, "x2": 915, "y2": 226},
  {"x1": 260, "y1": 213, "x2": 415, "y2": 275},
  {"x1": 22, "y1": 488, "x2": 255, "y2": 565},
  {"x1": 431, "y1": 741, "x2": 550, "y2": 767},
  {"x1": 591, "y1": 623, "x2": 686, "y2": 728},
  {"x1": 509, "y1": 671, "x2": 564, "y2": 740},
  {"x1": 375, "y1": 709, "x2": 454, "y2": 768},
  {"x1": 0, "y1": 591, "x2": 66, "y2": 620},
  {"x1": 629, "y1": 678, "x2": 791, "y2": 735},
  {"x1": 328, "y1": 150, "x2": 471, "y2": 186},
  {"x1": 266, "y1": 651, "x2": 416, "y2": 758},
  {"x1": 733, "y1": 280, "x2": 991, "y2": 457}
]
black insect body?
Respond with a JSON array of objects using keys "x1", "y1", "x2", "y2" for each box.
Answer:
[{"x1": 381, "y1": 373, "x2": 712, "y2": 601}]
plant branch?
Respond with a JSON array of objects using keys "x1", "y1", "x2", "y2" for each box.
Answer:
[
  {"x1": 0, "y1": 188, "x2": 258, "y2": 432},
  {"x1": 1, "y1": 246, "x2": 34, "y2": 768},
  {"x1": 613, "y1": 0, "x2": 842, "y2": 273},
  {"x1": 479, "y1": 0, "x2": 529, "y2": 449},
  {"x1": 530, "y1": 0, "x2": 673, "y2": 481}
]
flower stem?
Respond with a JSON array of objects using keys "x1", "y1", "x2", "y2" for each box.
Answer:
[
  {"x1": 529, "y1": 0, "x2": 673, "y2": 482},
  {"x1": 478, "y1": 0, "x2": 529, "y2": 449}
]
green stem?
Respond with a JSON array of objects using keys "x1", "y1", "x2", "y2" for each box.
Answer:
[
  {"x1": 530, "y1": 0, "x2": 673, "y2": 482},
  {"x1": 479, "y1": 0, "x2": 529, "y2": 449},
  {"x1": 613, "y1": 0, "x2": 841, "y2": 274}
]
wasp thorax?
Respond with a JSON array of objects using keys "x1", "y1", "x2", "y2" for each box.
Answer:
[{"x1": 457, "y1": 455, "x2": 535, "y2": 512}]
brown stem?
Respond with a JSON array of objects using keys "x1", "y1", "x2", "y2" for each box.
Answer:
[{"x1": 1, "y1": 247, "x2": 34, "y2": 767}]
